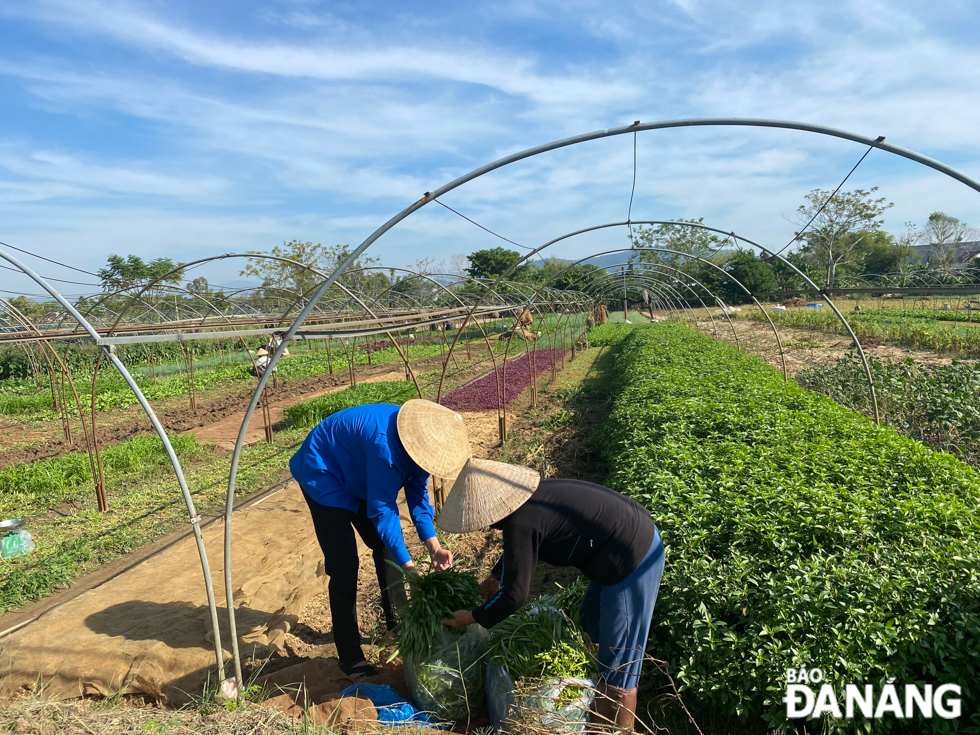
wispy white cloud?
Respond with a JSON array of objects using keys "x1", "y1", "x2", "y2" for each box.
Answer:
[
  {"x1": 0, "y1": 143, "x2": 228, "y2": 202},
  {"x1": 3, "y1": 0, "x2": 640, "y2": 108},
  {"x1": 0, "y1": 0, "x2": 978, "y2": 290}
]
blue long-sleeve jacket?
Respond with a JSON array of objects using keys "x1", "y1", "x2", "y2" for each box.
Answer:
[{"x1": 289, "y1": 403, "x2": 436, "y2": 566}]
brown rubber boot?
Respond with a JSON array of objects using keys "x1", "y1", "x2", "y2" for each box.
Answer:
[{"x1": 594, "y1": 684, "x2": 639, "y2": 733}]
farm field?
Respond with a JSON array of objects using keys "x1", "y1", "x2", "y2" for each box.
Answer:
[
  {"x1": 736, "y1": 306, "x2": 980, "y2": 358},
  {"x1": 3, "y1": 317, "x2": 979, "y2": 734},
  {"x1": 0, "y1": 317, "x2": 590, "y2": 621},
  {"x1": 0, "y1": 332, "x2": 615, "y2": 734},
  {"x1": 601, "y1": 324, "x2": 980, "y2": 733}
]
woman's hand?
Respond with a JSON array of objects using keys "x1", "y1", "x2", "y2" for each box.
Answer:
[
  {"x1": 430, "y1": 547, "x2": 453, "y2": 571},
  {"x1": 443, "y1": 609, "x2": 476, "y2": 629}
]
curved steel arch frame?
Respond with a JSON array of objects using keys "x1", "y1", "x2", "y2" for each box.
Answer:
[
  {"x1": 569, "y1": 268, "x2": 701, "y2": 329},
  {"x1": 0, "y1": 248, "x2": 230, "y2": 682},
  {"x1": 579, "y1": 266, "x2": 719, "y2": 336},
  {"x1": 217, "y1": 119, "x2": 978, "y2": 686},
  {"x1": 438, "y1": 227, "x2": 798, "y2": 395}
]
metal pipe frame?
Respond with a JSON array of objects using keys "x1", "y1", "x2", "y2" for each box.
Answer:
[
  {"x1": 220, "y1": 119, "x2": 980, "y2": 679},
  {"x1": 5, "y1": 117, "x2": 976, "y2": 688}
]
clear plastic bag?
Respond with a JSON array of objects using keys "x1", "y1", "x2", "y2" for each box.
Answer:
[
  {"x1": 1, "y1": 530, "x2": 34, "y2": 559},
  {"x1": 486, "y1": 663, "x2": 595, "y2": 733},
  {"x1": 404, "y1": 623, "x2": 490, "y2": 725}
]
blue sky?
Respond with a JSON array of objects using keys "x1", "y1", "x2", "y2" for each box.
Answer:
[{"x1": 1, "y1": 0, "x2": 979, "y2": 295}]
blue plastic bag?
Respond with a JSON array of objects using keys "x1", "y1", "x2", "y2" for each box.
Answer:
[{"x1": 340, "y1": 682, "x2": 448, "y2": 728}]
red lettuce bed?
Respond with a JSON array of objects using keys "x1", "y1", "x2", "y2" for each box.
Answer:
[{"x1": 441, "y1": 349, "x2": 569, "y2": 411}]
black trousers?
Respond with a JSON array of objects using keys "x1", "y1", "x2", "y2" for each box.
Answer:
[{"x1": 303, "y1": 492, "x2": 407, "y2": 666}]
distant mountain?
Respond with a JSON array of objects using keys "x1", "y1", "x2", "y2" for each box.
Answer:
[
  {"x1": 539, "y1": 252, "x2": 643, "y2": 271},
  {"x1": 543, "y1": 249, "x2": 737, "y2": 271}
]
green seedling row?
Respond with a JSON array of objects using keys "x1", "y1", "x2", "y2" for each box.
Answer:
[
  {"x1": 739, "y1": 309, "x2": 980, "y2": 357},
  {"x1": 799, "y1": 353, "x2": 980, "y2": 466}
]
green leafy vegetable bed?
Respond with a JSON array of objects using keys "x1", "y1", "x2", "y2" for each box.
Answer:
[
  {"x1": 282, "y1": 380, "x2": 418, "y2": 429},
  {"x1": 798, "y1": 353, "x2": 980, "y2": 466},
  {"x1": 600, "y1": 323, "x2": 980, "y2": 733},
  {"x1": 739, "y1": 308, "x2": 980, "y2": 357}
]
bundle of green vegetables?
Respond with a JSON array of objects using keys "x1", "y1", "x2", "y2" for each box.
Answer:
[
  {"x1": 396, "y1": 568, "x2": 482, "y2": 661},
  {"x1": 553, "y1": 578, "x2": 589, "y2": 627},
  {"x1": 396, "y1": 569, "x2": 489, "y2": 724},
  {"x1": 485, "y1": 595, "x2": 597, "y2": 732},
  {"x1": 487, "y1": 599, "x2": 595, "y2": 688}
]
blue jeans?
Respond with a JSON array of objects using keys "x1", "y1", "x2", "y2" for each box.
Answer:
[{"x1": 581, "y1": 527, "x2": 664, "y2": 692}]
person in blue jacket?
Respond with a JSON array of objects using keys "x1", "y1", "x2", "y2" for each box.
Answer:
[{"x1": 289, "y1": 399, "x2": 471, "y2": 680}]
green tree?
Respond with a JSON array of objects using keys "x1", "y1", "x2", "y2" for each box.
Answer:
[
  {"x1": 97, "y1": 254, "x2": 184, "y2": 294},
  {"x1": 725, "y1": 252, "x2": 777, "y2": 303},
  {"x1": 854, "y1": 230, "x2": 913, "y2": 276},
  {"x1": 794, "y1": 187, "x2": 893, "y2": 287},
  {"x1": 240, "y1": 241, "x2": 385, "y2": 305},
  {"x1": 688, "y1": 252, "x2": 777, "y2": 305},
  {"x1": 535, "y1": 258, "x2": 602, "y2": 292},
  {"x1": 5, "y1": 295, "x2": 49, "y2": 320},
  {"x1": 187, "y1": 276, "x2": 210, "y2": 295},
  {"x1": 634, "y1": 219, "x2": 724, "y2": 274},
  {"x1": 922, "y1": 212, "x2": 972, "y2": 269},
  {"x1": 464, "y1": 247, "x2": 530, "y2": 281}
]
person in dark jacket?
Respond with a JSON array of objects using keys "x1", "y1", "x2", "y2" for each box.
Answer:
[
  {"x1": 290, "y1": 399, "x2": 471, "y2": 679},
  {"x1": 439, "y1": 458, "x2": 664, "y2": 731}
]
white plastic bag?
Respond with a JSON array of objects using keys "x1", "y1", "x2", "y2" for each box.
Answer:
[
  {"x1": 404, "y1": 623, "x2": 490, "y2": 725},
  {"x1": 486, "y1": 663, "x2": 595, "y2": 733}
]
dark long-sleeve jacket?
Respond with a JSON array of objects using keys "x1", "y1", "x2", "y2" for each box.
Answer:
[{"x1": 471, "y1": 478, "x2": 656, "y2": 629}]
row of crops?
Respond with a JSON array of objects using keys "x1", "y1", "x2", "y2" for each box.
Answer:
[
  {"x1": 0, "y1": 319, "x2": 589, "y2": 417},
  {"x1": 856, "y1": 308, "x2": 980, "y2": 324},
  {"x1": 0, "y1": 320, "x2": 527, "y2": 380},
  {"x1": 0, "y1": 433, "x2": 210, "y2": 612},
  {"x1": 282, "y1": 347, "x2": 576, "y2": 427},
  {"x1": 0, "y1": 341, "x2": 451, "y2": 416},
  {"x1": 599, "y1": 323, "x2": 980, "y2": 732},
  {"x1": 740, "y1": 308, "x2": 980, "y2": 357},
  {"x1": 798, "y1": 353, "x2": 980, "y2": 466}
]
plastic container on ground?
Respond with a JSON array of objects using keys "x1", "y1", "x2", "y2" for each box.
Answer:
[
  {"x1": 486, "y1": 663, "x2": 595, "y2": 733},
  {"x1": 404, "y1": 623, "x2": 490, "y2": 726},
  {"x1": 1, "y1": 530, "x2": 34, "y2": 559}
]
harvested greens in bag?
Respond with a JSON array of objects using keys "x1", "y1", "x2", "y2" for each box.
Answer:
[
  {"x1": 405, "y1": 624, "x2": 490, "y2": 724},
  {"x1": 485, "y1": 604, "x2": 596, "y2": 733},
  {"x1": 486, "y1": 663, "x2": 594, "y2": 733},
  {"x1": 395, "y1": 569, "x2": 488, "y2": 725}
]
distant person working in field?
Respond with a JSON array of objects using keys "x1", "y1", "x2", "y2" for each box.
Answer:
[
  {"x1": 439, "y1": 458, "x2": 664, "y2": 732},
  {"x1": 253, "y1": 347, "x2": 272, "y2": 377},
  {"x1": 289, "y1": 400, "x2": 471, "y2": 680}
]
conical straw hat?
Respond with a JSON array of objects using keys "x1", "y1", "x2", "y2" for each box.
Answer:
[
  {"x1": 436, "y1": 458, "x2": 540, "y2": 533},
  {"x1": 256, "y1": 348, "x2": 268, "y2": 356},
  {"x1": 397, "y1": 399, "x2": 471, "y2": 479}
]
